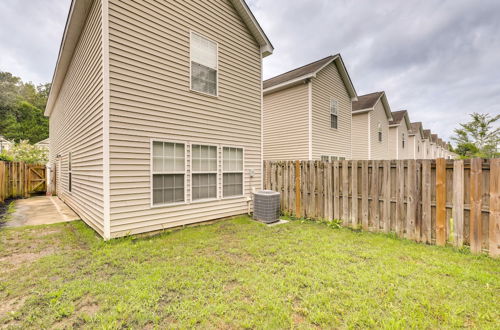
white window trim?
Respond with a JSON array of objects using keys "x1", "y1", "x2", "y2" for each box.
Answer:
[
  {"x1": 222, "y1": 145, "x2": 245, "y2": 200},
  {"x1": 378, "y1": 122, "x2": 383, "y2": 142},
  {"x1": 68, "y1": 152, "x2": 72, "y2": 193},
  {"x1": 189, "y1": 142, "x2": 219, "y2": 203},
  {"x1": 189, "y1": 30, "x2": 219, "y2": 98},
  {"x1": 330, "y1": 98, "x2": 338, "y2": 130},
  {"x1": 150, "y1": 139, "x2": 188, "y2": 208}
]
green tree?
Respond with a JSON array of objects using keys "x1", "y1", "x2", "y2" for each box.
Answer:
[
  {"x1": 0, "y1": 71, "x2": 50, "y2": 143},
  {"x1": 452, "y1": 113, "x2": 499, "y2": 158}
]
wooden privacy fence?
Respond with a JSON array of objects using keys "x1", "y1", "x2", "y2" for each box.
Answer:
[
  {"x1": 264, "y1": 159, "x2": 500, "y2": 257},
  {"x1": 0, "y1": 161, "x2": 47, "y2": 203}
]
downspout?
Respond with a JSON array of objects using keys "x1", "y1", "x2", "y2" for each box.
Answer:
[
  {"x1": 396, "y1": 127, "x2": 399, "y2": 159},
  {"x1": 367, "y1": 112, "x2": 371, "y2": 159},
  {"x1": 307, "y1": 79, "x2": 313, "y2": 160}
]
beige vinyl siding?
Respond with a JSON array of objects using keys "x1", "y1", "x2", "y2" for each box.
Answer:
[
  {"x1": 263, "y1": 83, "x2": 309, "y2": 160},
  {"x1": 400, "y1": 124, "x2": 410, "y2": 159},
  {"x1": 49, "y1": 0, "x2": 104, "y2": 236},
  {"x1": 107, "y1": 0, "x2": 262, "y2": 237},
  {"x1": 369, "y1": 101, "x2": 390, "y2": 160},
  {"x1": 351, "y1": 113, "x2": 369, "y2": 159},
  {"x1": 388, "y1": 126, "x2": 399, "y2": 159},
  {"x1": 311, "y1": 62, "x2": 351, "y2": 160},
  {"x1": 408, "y1": 132, "x2": 423, "y2": 159}
]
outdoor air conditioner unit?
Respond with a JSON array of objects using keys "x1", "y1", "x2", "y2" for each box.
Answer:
[{"x1": 253, "y1": 190, "x2": 280, "y2": 224}]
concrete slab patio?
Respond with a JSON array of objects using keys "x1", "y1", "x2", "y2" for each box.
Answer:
[{"x1": 5, "y1": 196, "x2": 80, "y2": 227}]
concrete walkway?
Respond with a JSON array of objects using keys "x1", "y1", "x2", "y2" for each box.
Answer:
[{"x1": 5, "y1": 196, "x2": 80, "y2": 228}]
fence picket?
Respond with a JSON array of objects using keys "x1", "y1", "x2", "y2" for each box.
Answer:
[
  {"x1": 333, "y1": 161, "x2": 340, "y2": 220},
  {"x1": 490, "y1": 159, "x2": 500, "y2": 257},
  {"x1": 436, "y1": 158, "x2": 447, "y2": 246},
  {"x1": 470, "y1": 158, "x2": 483, "y2": 253},
  {"x1": 342, "y1": 160, "x2": 349, "y2": 225},
  {"x1": 351, "y1": 160, "x2": 358, "y2": 227},
  {"x1": 406, "y1": 160, "x2": 417, "y2": 240},
  {"x1": 453, "y1": 160, "x2": 464, "y2": 247},
  {"x1": 361, "y1": 161, "x2": 369, "y2": 230}
]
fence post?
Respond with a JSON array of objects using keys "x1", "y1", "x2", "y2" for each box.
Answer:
[
  {"x1": 452, "y1": 160, "x2": 464, "y2": 247},
  {"x1": 370, "y1": 160, "x2": 379, "y2": 231},
  {"x1": 436, "y1": 158, "x2": 447, "y2": 246},
  {"x1": 406, "y1": 160, "x2": 417, "y2": 240},
  {"x1": 342, "y1": 160, "x2": 349, "y2": 226},
  {"x1": 490, "y1": 158, "x2": 500, "y2": 257},
  {"x1": 383, "y1": 160, "x2": 391, "y2": 233},
  {"x1": 470, "y1": 158, "x2": 483, "y2": 253},
  {"x1": 295, "y1": 160, "x2": 301, "y2": 217},
  {"x1": 361, "y1": 161, "x2": 369, "y2": 230},
  {"x1": 333, "y1": 161, "x2": 340, "y2": 220},
  {"x1": 351, "y1": 160, "x2": 358, "y2": 227}
]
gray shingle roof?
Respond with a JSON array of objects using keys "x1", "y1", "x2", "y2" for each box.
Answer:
[{"x1": 263, "y1": 55, "x2": 336, "y2": 90}]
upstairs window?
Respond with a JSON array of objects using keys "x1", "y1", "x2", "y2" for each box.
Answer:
[
  {"x1": 152, "y1": 141, "x2": 185, "y2": 205},
  {"x1": 191, "y1": 144, "x2": 218, "y2": 201},
  {"x1": 223, "y1": 147, "x2": 243, "y2": 197},
  {"x1": 330, "y1": 99, "x2": 338, "y2": 129},
  {"x1": 402, "y1": 133, "x2": 406, "y2": 149},
  {"x1": 190, "y1": 32, "x2": 218, "y2": 96},
  {"x1": 378, "y1": 123, "x2": 382, "y2": 142}
]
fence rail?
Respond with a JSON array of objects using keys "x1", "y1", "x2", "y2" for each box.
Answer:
[
  {"x1": 264, "y1": 159, "x2": 500, "y2": 257},
  {"x1": 0, "y1": 161, "x2": 46, "y2": 203}
]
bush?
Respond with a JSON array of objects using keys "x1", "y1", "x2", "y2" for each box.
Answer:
[
  {"x1": 3, "y1": 140, "x2": 48, "y2": 164},
  {"x1": 0, "y1": 152, "x2": 14, "y2": 162}
]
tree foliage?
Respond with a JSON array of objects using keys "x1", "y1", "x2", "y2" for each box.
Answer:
[
  {"x1": 451, "y1": 113, "x2": 499, "y2": 159},
  {"x1": 0, "y1": 71, "x2": 50, "y2": 143}
]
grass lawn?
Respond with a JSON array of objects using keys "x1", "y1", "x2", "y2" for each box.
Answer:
[{"x1": 0, "y1": 216, "x2": 499, "y2": 329}]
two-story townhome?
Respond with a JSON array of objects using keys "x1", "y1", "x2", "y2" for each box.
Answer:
[
  {"x1": 388, "y1": 110, "x2": 412, "y2": 159},
  {"x1": 430, "y1": 134, "x2": 439, "y2": 158},
  {"x1": 351, "y1": 91, "x2": 393, "y2": 160},
  {"x1": 44, "y1": 0, "x2": 273, "y2": 239},
  {"x1": 408, "y1": 122, "x2": 424, "y2": 159},
  {"x1": 422, "y1": 129, "x2": 432, "y2": 159},
  {"x1": 263, "y1": 55, "x2": 358, "y2": 161}
]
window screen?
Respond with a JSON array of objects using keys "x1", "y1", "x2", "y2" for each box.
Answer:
[
  {"x1": 330, "y1": 99, "x2": 338, "y2": 129},
  {"x1": 152, "y1": 141, "x2": 185, "y2": 205},
  {"x1": 192, "y1": 144, "x2": 217, "y2": 201},
  {"x1": 223, "y1": 147, "x2": 243, "y2": 197},
  {"x1": 191, "y1": 32, "x2": 217, "y2": 96},
  {"x1": 68, "y1": 152, "x2": 72, "y2": 192}
]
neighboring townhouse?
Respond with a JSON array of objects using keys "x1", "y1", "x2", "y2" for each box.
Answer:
[
  {"x1": 409, "y1": 122, "x2": 424, "y2": 159},
  {"x1": 351, "y1": 91, "x2": 393, "y2": 160},
  {"x1": 45, "y1": 0, "x2": 273, "y2": 239},
  {"x1": 431, "y1": 134, "x2": 439, "y2": 158},
  {"x1": 422, "y1": 129, "x2": 432, "y2": 159},
  {"x1": 388, "y1": 110, "x2": 412, "y2": 159},
  {"x1": 0, "y1": 135, "x2": 13, "y2": 153},
  {"x1": 263, "y1": 55, "x2": 358, "y2": 161},
  {"x1": 35, "y1": 138, "x2": 50, "y2": 151}
]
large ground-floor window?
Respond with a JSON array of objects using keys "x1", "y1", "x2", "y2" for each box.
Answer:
[{"x1": 151, "y1": 140, "x2": 245, "y2": 206}]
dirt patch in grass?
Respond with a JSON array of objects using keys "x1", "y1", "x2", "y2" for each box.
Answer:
[
  {"x1": 0, "y1": 296, "x2": 26, "y2": 319},
  {"x1": 0, "y1": 248, "x2": 56, "y2": 272}
]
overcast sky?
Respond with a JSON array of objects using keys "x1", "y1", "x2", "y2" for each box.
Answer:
[{"x1": 1, "y1": 0, "x2": 499, "y2": 141}]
